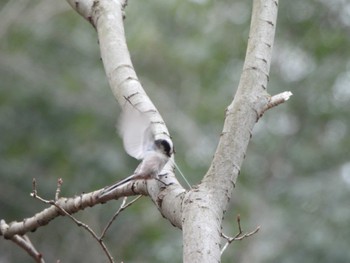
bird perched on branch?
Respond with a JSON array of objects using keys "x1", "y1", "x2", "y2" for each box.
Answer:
[{"x1": 99, "y1": 104, "x2": 172, "y2": 197}]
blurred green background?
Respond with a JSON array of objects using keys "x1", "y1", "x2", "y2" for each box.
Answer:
[{"x1": 1, "y1": 0, "x2": 349, "y2": 262}]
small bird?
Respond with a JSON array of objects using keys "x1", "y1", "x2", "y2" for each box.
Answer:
[{"x1": 99, "y1": 105, "x2": 172, "y2": 197}]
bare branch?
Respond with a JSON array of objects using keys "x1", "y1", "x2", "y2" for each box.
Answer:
[
  {"x1": 183, "y1": 1, "x2": 280, "y2": 261},
  {"x1": 31, "y1": 182, "x2": 115, "y2": 263},
  {"x1": 221, "y1": 215, "x2": 260, "y2": 255},
  {"x1": 100, "y1": 195, "x2": 142, "y2": 240},
  {"x1": 5, "y1": 180, "x2": 144, "y2": 262},
  {"x1": 9, "y1": 234, "x2": 45, "y2": 263},
  {"x1": 259, "y1": 91, "x2": 293, "y2": 116},
  {"x1": 32, "y1": 178, "x2": 38, "y2": 197},
  {"x1": 1, "y1": 216, "x2": 44, "y2": 262},
  {"x1": 66, "y1": 0, "x2": 173, "y2": 147},
  {"x1": 1, "y1": 176, "x2": 184, "y2": 239},
  {"x1": 55, "y1": 178, "x2": 63, "y2": 201},
  {"x1": 64, "y1": 0, "x2": 186, "y2": 229}
]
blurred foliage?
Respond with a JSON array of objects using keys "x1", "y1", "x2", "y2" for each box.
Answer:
[{"x1": 1, "y1": 0, "x2": 350, "y2": 262}]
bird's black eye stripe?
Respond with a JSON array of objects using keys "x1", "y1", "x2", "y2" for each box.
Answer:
[
  {"x1": 162, "y1": 140, "x2": 172, "y2": 157},
  {"x1": 155, "y1": 139, "x2": 172, "y2": 157}
]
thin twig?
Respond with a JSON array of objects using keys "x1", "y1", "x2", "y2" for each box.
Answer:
[
  {"x1": 32, "y1": 178, "x2": 37, "y2": 197},
  {"x1": 52, "y1": 202, "x2": 114, "y2": 263},
  {"x1": 55, "y1": 178, "x2": 63, "y2": 201},
  {"x1": 31, "y1": 179, "x2": 115, "y2": 263},
  {"x1": 10, "y1": 234, "x2": 44, "y2": 263},
  {"x1": 221, "y1": 214, "x2": 260, "y2": 255},
  {"x1": 100, "y1": 195, "x2": 143, "y2": 240},
  {"x1": 259, "y1": 91, "x2": 293, "y2": 116}
]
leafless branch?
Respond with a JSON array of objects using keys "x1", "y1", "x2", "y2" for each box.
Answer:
[
  {"x1": 221, "y1": 215, "x2": 260, "y2": 255},
  {"x1": 100, "y1": 195, "x2": 142, "y2": 240},
  {"x1": 55, "y1": 178, "x2": 63, "y2": 201},
  {"x1": 64, "y1": 0, "x2": 185, "y2": 230},
  {"x1": 183, "y1": 0, "x2": 279, "y2": 261},
  {"x1": 31, "y1": 179, "x2": 115, "y2": 263},
  {"x1": 1, "y1": 177, "x2": 156, "y2": 262},
  {"x1": 259, "y1": 91, "x2": 293, "y2": 116},
  {"x1": 9, "y1": 234, "x2": 45, "y2": 263}
]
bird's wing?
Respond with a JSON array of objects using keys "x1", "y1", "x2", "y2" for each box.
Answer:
[{"x1": 118, "y1": 105, "x2": 154, "y2": 160}]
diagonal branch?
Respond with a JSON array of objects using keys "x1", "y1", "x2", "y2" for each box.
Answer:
[
  {"x1": 3, "y1": 180, "x2": 144, "y2": 263},
  {"x1": 65, "y1": 0, "x2": 188, "y2": 229},
  {"x1": 31, "y1": 183, "x2": 114, "y2": 263},
  {"x1": 0, "y1": 175, "x2": 184, "y2": 239},
  {"x1": 65, "y1": 0, "x2": 187, "y2": 221},
  {"x1": 8, "y1": 234, "x2": 44, "y2": 263},
  {"x1": 99, "y1": 195, "x2": 142, "y2": 240},
  {"x1": 66, "y1": 0, "x2": 172, "y2": 149}
]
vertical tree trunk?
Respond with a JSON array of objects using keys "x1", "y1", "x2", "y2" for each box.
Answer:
[{"x1": 182, "y1": 0, "x2": 279, "y2": 262}]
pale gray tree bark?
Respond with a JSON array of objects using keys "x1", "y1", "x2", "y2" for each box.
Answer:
[{"x1": 0, "y1": 0, "x2": 291, "y2": 262}]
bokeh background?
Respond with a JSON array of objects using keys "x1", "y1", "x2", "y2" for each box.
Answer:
[{"x1": 1, "y1": 0, "x2": 349, "y2": 262}]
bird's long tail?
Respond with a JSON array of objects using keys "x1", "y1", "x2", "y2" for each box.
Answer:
[{"x1": 99, "y1": 174, "x2": 135, "y2": 198}]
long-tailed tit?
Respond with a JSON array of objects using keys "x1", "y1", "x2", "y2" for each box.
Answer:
[{"x1": 99, "y1": 106, "x2": 172, "y2": 197}]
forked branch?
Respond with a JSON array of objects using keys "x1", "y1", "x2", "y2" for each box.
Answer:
[
  {"x1": 221, "y1": 215, "x2": 260, "y2": 255},
  {"x1": 2, "y1": 179, "x2": 144, "y2": 263}
]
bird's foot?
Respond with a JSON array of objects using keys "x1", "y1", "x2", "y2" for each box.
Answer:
[{"x1": 155, "y1": 173, "x2": 173, "y2": 187}]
